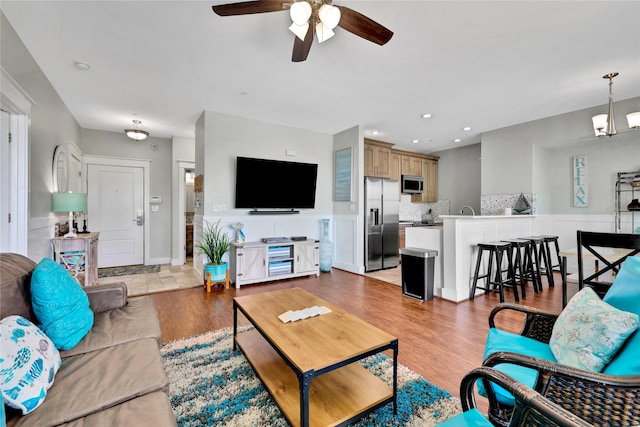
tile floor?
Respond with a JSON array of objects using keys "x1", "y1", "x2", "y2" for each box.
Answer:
[
  {"x1": 96, "y1": 258, "x2": 402, "y2": 297},
  {"x1": 98, "y1": 258, "x2": 202, "y2": 297}
]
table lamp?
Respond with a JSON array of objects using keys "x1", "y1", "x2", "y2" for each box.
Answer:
[{"x1": 52, "y1": 192, "x2": 87, "y2": 238}]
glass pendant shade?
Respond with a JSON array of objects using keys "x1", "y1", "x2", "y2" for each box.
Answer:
[
  {"x1": 289, "y1": 22, "x2": 309, "y2": 40},
  {"x1": 318, "y1": 4, "x2": 340, "y2": 29},
  {"x1": 289, "y1": 1, "x2": 311, "y2": 25},
  {"x1": 315, "y1": 22, "x2": 335, "y2": 43},
  {"x1": 627, "y1": 112, "x2": 640, "y2": 128},
  {"x1": 591, "y1": 114, "x2": 608, "y2": 136}
]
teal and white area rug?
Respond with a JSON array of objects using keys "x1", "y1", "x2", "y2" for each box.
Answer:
[{"x1": 161, "y1": 327, "x2": 461, "y2": 426}]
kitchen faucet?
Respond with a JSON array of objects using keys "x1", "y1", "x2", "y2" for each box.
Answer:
[{"x1": 458, "y1": 206, "x2": 476, "y2": 216}]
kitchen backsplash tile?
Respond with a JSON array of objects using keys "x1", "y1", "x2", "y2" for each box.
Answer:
[
  {"x1": 481, "y1": 193, "x2": 536, "y2": 215},
  {"x1": 400, "y1": 195, "x2": 450, "y2": 222}
]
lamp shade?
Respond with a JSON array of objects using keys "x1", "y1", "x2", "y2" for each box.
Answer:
[
  {"x1": 318, "y1": 4, "x2": 340, "y2": 29},
  {"x1": 591, "y1": 114, "x2": 608, "y2": 136},
  {"x1": 289, "y1": 1, "x2": 311, "y2": 25},
  {"x1": 627, "y1": 112, "x2": 640, "y2": 129},
  {"x1": 52, "y1": 192, "x2": 87, "y2": 213}
]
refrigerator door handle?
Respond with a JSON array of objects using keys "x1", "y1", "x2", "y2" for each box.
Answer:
[{"x1": 370, "y1": 208, "x2": 379, "y2": 226}]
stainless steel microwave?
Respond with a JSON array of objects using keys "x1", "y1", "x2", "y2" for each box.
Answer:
[{"x1": 401, "y1": 175, "x2": 423, "y2": 194}]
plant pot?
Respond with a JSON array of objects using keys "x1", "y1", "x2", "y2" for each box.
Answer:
[{"x1": 205, "y1": 262, "x2": 228, "y2": 282}]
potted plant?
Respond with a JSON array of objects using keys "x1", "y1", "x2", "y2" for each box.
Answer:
[{"x1": 195, "y1": 218, "x2": 232, "y2": 282}]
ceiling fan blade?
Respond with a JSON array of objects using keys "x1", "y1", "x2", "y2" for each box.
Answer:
[
  {"x1": 292, "y1": 24, "x2": 314, "y2": 62},
  {"x1": 335, "y1": 6, "x2": 393, "y2": 46},
  {"x1": 212, "y1": 1, "x2": 287, "y2": 16}
]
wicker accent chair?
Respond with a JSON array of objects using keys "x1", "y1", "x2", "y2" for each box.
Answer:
[
  {"x1": 482, "y1": 254, "x2": 640, "y2": 426},
  {"x1": 437, "y1": 367, "x2": 592, "y2": 427}
]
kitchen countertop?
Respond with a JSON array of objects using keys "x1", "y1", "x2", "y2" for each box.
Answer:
[{"x1": 440, "y1": 215, "x2": 537, "y2": 219}]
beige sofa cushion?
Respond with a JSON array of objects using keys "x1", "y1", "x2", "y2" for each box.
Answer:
[
  {"x1": 57, "y1": 392, "x2": 177, "y2": 427},
  {"x1": 60, "y1": 296, "x2": 162, "y2": 358},
  {"x1": 7, "y1": 338, "x2": 168, "y2": 427}
]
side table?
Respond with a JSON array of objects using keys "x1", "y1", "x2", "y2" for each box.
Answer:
[{"x1": 52, "y1": 232, "x2": 100, "y2": 286}]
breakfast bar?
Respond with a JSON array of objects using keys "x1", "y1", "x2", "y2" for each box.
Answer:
[{"x1": 439, "y1": 215, "x2": 539, "y2": 302}]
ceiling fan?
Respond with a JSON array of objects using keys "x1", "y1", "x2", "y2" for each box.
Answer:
[{"x1": 211, "y1": 0, "x2": 393, "y2": 62}]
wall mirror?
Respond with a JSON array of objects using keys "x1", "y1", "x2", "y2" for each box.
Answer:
[{"x1": 52, "y1": 145, "x2": 68, "y2": 193}]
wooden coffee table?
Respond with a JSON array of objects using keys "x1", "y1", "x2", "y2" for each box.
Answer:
[{"x1": 233, "y1": 287, "x2": 398, "y2": 427}]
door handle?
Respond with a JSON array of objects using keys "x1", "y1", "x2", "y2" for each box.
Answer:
[{"x1": 133, "y1": 211, "x2": 144, "y2": 226}]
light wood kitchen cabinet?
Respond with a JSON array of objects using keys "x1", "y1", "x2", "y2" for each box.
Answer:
[
  {"x1": 401, "y1": 155, "x2": 422, "y2": 176},
  {"x1": 411, "y1": 158, "x2": 439, "y2": 203},
  {"x1": 364, "y1": 139, "x2": 393, "y2": 178},
  {"x1": 389, "y1": 151, "x2": 401, "y2": 181}
]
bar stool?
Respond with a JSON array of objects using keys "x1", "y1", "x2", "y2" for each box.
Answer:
[
  {"x1": 501, "y1": 238, "x2": 536, "y2": 298},
  {"x1": 537, "y1": 235, "x2": 563, "y2": 287},
  {"x1": 470, "y1": 241, "x2": 519, "y2": 303},
  {"x1": 518, "y1": 236, "x2": 544, "y2": 292}
]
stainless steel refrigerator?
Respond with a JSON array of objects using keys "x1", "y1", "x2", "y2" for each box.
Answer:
[{"x1": 365, "y1": 177, "x2": 399, "y2": 272}]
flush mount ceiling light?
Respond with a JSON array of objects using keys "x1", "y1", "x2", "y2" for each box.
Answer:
[
  {"x1": 591, "y1": 72, "x2": 640, "y2": 137},
  {"x1": 124, "y1": 119, "x2": 149, "y2": 141},
  {"x1": 421, "y1": 113, "x2": 433, "y2": 119}
]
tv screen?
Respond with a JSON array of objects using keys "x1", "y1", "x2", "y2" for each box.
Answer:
[{"x1": 235, "y1": 157, "x2": 318, "y2": 209}]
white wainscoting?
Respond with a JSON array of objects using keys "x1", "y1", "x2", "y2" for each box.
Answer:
[{"x1": 333, "y1": 214, "x2": 360, "y2": 274}]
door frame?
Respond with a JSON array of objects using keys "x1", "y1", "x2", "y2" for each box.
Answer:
[
  {"x1": 82, "y1": 155, "x2": 151, "y2": 265},
  {"x1": 172, "y1": 161, "x2": 195, "y2": 266},
  {"x1": 1, "y1": 68, "x2": 33, "y2": 256}
]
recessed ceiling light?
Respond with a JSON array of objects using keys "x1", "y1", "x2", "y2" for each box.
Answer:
[
  {"x1": 372, "y1": 130, "x2": 380, "y2": 135},
  {"x1": 462, "y1": 126, "x2": 472, "y2": 131},
  {"x1": 411, "y1": 139, "x2": 419, "y2": 144},
  {"x1": 421, "y1": 113, "x2": 432, "y2": 119},
  {"x1": 453, "y1": 138, "x2": 462, "y2": 143},
  {"x1": 73, "y1": 61, "x2": 91, "y2": 71}
]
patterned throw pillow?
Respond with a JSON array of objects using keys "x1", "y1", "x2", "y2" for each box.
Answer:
[
  {"x1": 0, "y1": 316, "x2": 61, "y2": 414},
  {"x1": 31, "y1": 258, "x2": 94, "y2": 350},
  {"x1": 549, "y1": 287, "x2": 639, "y2": 372}
]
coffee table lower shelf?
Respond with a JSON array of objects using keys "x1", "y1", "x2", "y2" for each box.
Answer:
[{"x1": 235, "y1": 329, "x2": 394, "y2": 427}]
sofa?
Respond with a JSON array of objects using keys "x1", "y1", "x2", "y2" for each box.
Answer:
[{"x1": 0, "y1": 253, "x2": 177, "y2": 427}]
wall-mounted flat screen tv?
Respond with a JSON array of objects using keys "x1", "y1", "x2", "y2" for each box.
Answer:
[{"x1": 235, "y1": 157, "x2": 318, "y2": 209}]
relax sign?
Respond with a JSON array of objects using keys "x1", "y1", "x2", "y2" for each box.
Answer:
[{"x1": 573, "y1": 155, "x2": 588, "y2": 207}]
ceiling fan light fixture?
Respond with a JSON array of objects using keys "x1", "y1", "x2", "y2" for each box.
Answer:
[
  {"x1": 289, "y1": 22, "x2": 309, "y2": 41},
  {"x1": 124, "y1": 119, "x2": 149, "y2": 141},
  {"x1": 290, "y1": 1, "x2": 312, "y2": 25},
  {"x1": 626, "y1": 112, "x2": 640, "y2": 129}
]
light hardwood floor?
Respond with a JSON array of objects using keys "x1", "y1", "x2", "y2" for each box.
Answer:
[{"x1": 152, "y1": 268, "x2": 568, "y2": 400}]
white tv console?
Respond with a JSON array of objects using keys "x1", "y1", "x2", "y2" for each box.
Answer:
[{"x1": 229, "y1": 240, "x2": 320, "y2": 288}]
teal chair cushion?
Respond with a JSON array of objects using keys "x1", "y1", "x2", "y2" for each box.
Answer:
[
  {"x1": 602, "y1": 256, "x2": 640, "y2": 375},
  {"x1": 436, "y1": 408, "x2": 492, "y2": 427},
  {"x1": 479, "y1": 328, "x2": 557, "y2": 406}
]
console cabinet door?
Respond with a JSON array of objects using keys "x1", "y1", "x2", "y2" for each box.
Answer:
[
  {"x1": 237, "y1": 246, "x2": 267, "y2": 283},
  {"x1": 294, "y1": 242, "x2": 318, "y2": 275}
]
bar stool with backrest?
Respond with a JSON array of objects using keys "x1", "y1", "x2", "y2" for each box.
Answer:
[{"x1": 469, "y1": 241, "x2": 518, "y2": 303}]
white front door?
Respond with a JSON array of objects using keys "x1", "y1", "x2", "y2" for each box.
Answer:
[{"x1": 87, "y1": 164, "x2": 144, "y2": 267}]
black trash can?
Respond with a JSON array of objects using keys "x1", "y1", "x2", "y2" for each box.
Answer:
[{"x1": 400, "y1": 247, "x2": 438, "y2": 301}]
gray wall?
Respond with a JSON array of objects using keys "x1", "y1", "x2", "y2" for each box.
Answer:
[
  {"x1": 198, "y1": 111, "x2": 334, "y2": 217},
  {"x1": 481, "y1": 97, "x2": 640, "y2": 214},
  {"x1": 1, "y1": 13, "x2": 81, "y2": 259},
  {"x1": 79, "y1": 128, "x2": 173, "y2": 260},
  {"x1": 432, "y1": 143, "x2": 482, "y2": 215}
]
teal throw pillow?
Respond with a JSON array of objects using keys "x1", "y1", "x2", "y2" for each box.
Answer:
[
  {"x1": 31, "y1": 258, "x2": 94, "y2": 350},
  {"x1": 0, "y1": 316, "x2": 61, "y2": 414},
  {"x1": 549, "y1": 287, "x2": 639, "y2": 372},
  {"x1": 602, "y1": 256, "x2": 640, "y2": 375}
]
